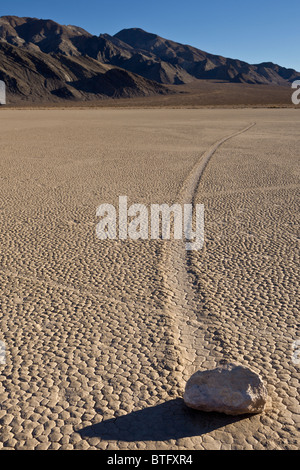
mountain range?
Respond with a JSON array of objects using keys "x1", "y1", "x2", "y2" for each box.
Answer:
[{"x1": 0, "y1": 15, "x2": 299, "y2": 103}]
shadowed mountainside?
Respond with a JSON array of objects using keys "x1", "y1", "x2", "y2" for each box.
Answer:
[{"x1": 0, "y1": 16, "x2": 299, "y2": 103}]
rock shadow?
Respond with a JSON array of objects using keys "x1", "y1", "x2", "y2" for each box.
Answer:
[{"x1": 79, "y1": 398, "x2": 248, "y2": 442}]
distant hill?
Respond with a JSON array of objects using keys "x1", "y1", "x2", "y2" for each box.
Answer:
[
  {"x1": 114, "y1": 28, "x2": 300, "y2": 85},
  {"x1": 0, "y1": 16, "x2": 299, "y2": 103}
]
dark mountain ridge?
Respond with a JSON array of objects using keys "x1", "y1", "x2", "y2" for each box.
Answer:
[{"x1": 0, "y1": 16, "x2": 299, "y2": 103}]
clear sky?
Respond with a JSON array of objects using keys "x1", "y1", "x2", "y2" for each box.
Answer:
[{"x1": 1, "y1": 0, "x2": 300, "y2": 71}]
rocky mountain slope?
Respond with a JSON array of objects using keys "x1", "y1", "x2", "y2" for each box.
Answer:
[
  {"x1": 114, "y1": 28, "x2": 300, "y2": 85},
  {"x1": 0, "y1": 16, "x2": 299, "y2": 102}
]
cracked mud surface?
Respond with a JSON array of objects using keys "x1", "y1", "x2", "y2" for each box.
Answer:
[{"x1": 0, "y1": 108, "x2": 299, "y2": 449}]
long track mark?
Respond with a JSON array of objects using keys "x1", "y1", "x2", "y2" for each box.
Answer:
[{"x1": 163, "y1": 123, "x2": 256, "y2": 381}]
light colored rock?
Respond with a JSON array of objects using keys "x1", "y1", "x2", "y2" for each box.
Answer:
[{"x1": 184, "y1": 363, "x2": 268, "y2": 415}]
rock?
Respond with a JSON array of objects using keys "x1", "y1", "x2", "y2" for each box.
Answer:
[{"x1": 183, "y1": 363, "x2": 268, "y2": 415}]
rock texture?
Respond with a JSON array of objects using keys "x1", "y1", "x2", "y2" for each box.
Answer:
[
  {"x1": 0, "y1": 40, "x2": 169, "y2": 103},
  {"x1": 184, "y1": 363, "x2": 268, "y2": 415}
]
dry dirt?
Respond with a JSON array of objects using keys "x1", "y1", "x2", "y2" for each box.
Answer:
[
  {"x1": 5, "y1": 80, "x2": 296, "y2": 108},
  {"x1": 0, "y1": 108, "x2": 299, "y2": 450}
]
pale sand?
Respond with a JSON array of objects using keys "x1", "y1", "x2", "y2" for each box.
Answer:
[{"x1": 0, "y1": 108, "x2": 299, "y2": 449}]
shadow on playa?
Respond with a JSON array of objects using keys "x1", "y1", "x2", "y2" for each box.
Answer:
[{"x1": 78, "y1": 398, "x2": 250, "y2": 442}]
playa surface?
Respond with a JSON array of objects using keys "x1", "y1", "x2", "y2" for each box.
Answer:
[{"x1": 0, "y1": 108, "x2": 299, "y2": 449}]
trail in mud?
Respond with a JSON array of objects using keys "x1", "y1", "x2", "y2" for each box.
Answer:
[{"x1": 161, "y1": 123, "x2": 256, "y2": 381}]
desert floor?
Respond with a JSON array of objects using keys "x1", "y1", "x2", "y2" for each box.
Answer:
[{"x1": 0, "y1": 108, "x2": 299, "y2": 450}]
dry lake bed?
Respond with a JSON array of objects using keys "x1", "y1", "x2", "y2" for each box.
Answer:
[{"x1": 0, "y1": 108, "x2": 299, "y2": 450}]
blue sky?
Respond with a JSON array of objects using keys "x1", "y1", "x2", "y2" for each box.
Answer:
[{"x1": 1, "y1": 0, "x2": 300, "y2": 71}]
